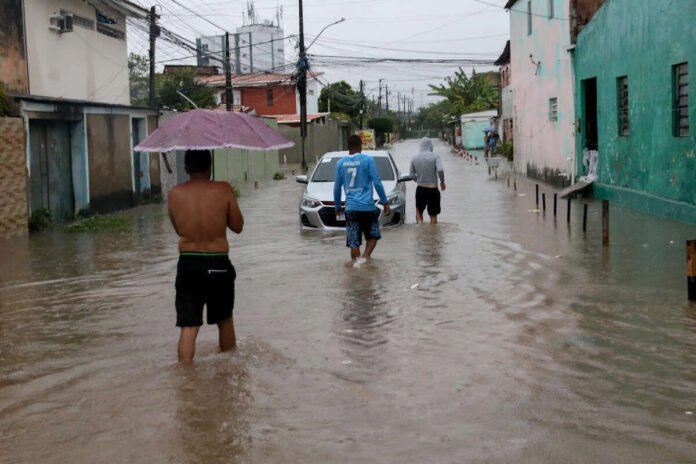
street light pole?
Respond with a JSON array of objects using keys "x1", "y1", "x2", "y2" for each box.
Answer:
[{"x1": 297, "y1": 6, "x2": 345, "y2": 172}]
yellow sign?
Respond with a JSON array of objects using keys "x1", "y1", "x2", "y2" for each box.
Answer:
[{"x1": 357, "y1": 130, "x2": 376, "y2": 150}]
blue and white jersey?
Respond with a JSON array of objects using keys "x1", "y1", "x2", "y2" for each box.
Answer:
[{"x1": 333, "y1": 153, "x2": 388, "y2": 212}]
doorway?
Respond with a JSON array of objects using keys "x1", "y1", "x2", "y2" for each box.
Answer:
[
  {"x1": 29, "y1": 120, "x2": 75, "y2": 223},
  {"x1": 582, "y1": 78, "x2": 598, "y2": 150},
  {"x1": 131, "y1": 118, "x2": 150, "y2": 201}
]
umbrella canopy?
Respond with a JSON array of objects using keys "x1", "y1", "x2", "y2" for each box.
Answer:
[{"x1": 134, "y1": 109, "x2": 295, "y2": 152}]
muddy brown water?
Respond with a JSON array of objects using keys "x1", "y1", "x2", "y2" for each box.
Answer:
[{"x1": 1, "y1": 139, "x2": 696, "y2": 463}]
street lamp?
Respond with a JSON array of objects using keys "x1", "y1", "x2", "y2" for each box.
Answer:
[{"x1": 297, "y1": 2, "x2": 346, "y2": 172}]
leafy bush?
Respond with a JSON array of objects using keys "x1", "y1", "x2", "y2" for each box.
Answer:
[
  {"x1": 498, "y1": 141, "x2": 514, "y2": 161},
  {"x1": 28, "y1": 208, "x2": 53, "y2": 232}
]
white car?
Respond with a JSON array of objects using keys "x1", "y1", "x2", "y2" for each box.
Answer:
[{"x1": 296, "y1": 150, "x2": 412, "y2": 230}]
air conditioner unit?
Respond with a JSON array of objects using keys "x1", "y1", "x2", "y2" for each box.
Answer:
[{"x1": 49, "y1": 13, "x2": 73, "y2": 33}]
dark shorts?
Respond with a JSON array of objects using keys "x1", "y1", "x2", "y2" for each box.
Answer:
[
  {"x1": 415, "y1": 186, "x2": 441, "y2": 216},
  {"x1": 175, "y1": 254, "x2": 236, "y2": 327},
  {"x1": 345, "y1": 209, "x2": 381, "y2": 248}
]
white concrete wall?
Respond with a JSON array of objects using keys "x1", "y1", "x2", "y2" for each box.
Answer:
[
  {"x1": 25, "y1": 0, "x2": 131, "y2": 105},
  {"x1": 236, "y1": 24, "x2": 286, "y2": 74},
  {"x1": 509, "y1": 0, "x2": 576, "y2": 179},
  {"x1": 296, "y1": 78, "x2": 320, "y2": 115}
]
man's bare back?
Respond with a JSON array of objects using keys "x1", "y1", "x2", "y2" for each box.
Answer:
[{"x1": 168, "y1": 179, "x2": 244, "y2": 253}]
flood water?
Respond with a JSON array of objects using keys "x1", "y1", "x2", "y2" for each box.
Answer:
[{"x1": 1, "y1": 138, "x2": 696, "y2": 463}]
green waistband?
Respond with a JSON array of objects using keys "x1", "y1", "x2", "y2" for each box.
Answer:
[{"x1": 180, "y1": 252, "x2": 229, "y2": 257}]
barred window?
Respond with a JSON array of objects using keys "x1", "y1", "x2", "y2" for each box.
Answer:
[
  {"x1": 97, "y1": 24, "x2": 125, "y2": 40},
  {"x1": 60, "y1": 10, "x2": 94, "y2": 30},
  {"x1": 674, "y1": 63, "x2": 689, "y2": 137},
  {"x1": 549, "y1": 98, "x2": 558, "y2": 122},
  {"x1": 617, "y1": 76, "x2": 629, "y2": 136}
]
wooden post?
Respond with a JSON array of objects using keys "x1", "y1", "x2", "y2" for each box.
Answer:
[
  {"x1": 542, "y1": 193, "x2": 546, "y2": 211},
  {"x1": 535, "y1": 184, "x2": 539, "y2": 206},
  {"x1": 688, "y1": 240, "x2": 696, "y2": 301},
  {"x1": 514, "y1": 179, "x2": 517, "y2": 191},
  {"x1": 507, "y1": 177, "x2": 510, "y2": 188},
  {"x1": 602, "y1": 200, "x2": 609, "y2": 247},
  {"x1": 582, "y1": 203, "x2": 588, "y2": 232},
  {"x1": 566, "y1": 198, "x2": 571, "y2": 223},
  {"x1": 553, "y1": 193, "x2": 558, "y2": 216}
]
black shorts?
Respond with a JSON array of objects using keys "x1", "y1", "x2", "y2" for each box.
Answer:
[
  {"x1": 175, "y1": 254, "x2": 236, "y2": 327},
  {"x1": 415, "y1": 186, "x2": 441, "y2": 216}
]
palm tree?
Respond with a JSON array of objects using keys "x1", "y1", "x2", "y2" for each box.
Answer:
[{"x1": 429, "y1": 68, "x2": 498, "y2": 117}]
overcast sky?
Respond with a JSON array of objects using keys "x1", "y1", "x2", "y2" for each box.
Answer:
[{"x1": 127, "y1": 0, "x2": 510, "y2": 108}]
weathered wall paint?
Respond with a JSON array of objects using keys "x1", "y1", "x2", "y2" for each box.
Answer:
[
  {"x1": 87, "y1": 114, "x2": 134, "y2": 213},
  {"x1": 0, "y1": 0, "x2": 29, "y2": 94},
  {"x1": 213, "y1": 118, "x2": 281, "y2": 184},
  {"x1": 509, "y1": 0, "x2": 575, "y2": 187},
  {"x1": 24, "y1": 0, "x2": 131, "y2": 105},
  {"x1": 575, "y1": 0, "x2": 696, "y2": 223}
]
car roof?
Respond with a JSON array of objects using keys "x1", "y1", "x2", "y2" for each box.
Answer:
[{"x1": 320, "y1": 150, "x2": 391, "y2": 159}]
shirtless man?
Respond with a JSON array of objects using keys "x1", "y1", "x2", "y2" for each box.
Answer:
[{"x1": 167, "y1": 150, "x2": 244, "y2": 363}]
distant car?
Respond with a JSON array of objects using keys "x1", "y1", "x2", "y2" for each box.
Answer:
[{"x1": 295, "y1": 150, "x2": 412, "y2": 230}]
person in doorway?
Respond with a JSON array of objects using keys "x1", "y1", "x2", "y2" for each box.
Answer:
[
  {"x1": 167, "y1": 150, "x2": 244, "y2": 363},
  {"x1": 334, "y1": 135, "x2": 391, "y2": 261},
  {"x1": 409, "y1": 137, "x2": 446, "y2": 224},
  {"x1": 487, "y1": 129, "x2": 499, "y2": 156},
  {"x1": 483, "y1": 131, "x2": 491, "y2": 157}
]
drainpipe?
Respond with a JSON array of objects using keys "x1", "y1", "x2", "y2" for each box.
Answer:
[{"x1": 568, "y1": 44, "x2": 577, "y2": 184}]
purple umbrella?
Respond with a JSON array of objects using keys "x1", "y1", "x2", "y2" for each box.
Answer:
[{"x1": 134, "y1": 109, "x2": 295, "y2": 152}]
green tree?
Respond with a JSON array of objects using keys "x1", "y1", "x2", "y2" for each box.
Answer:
[
  {"x1": 318, "y1": 81, "x2": 361, "y2": 119},
  {"x1": 157, "y1": 70, "x2": 217, "y2": 111},
  {"x1": 428, "y1": 68, "x2": 498, "y2": 117},
  {"x1": 128, "y1": 53, "x2": 150, "y2": 106},
  {"x1": 367, "y1": 116, "x2": 394, "y2": 147}
]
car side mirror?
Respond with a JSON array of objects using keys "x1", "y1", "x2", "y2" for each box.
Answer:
[
  {"x1": 397, "y1": 174, "x2": 413, "y2": 183},
  {"x1": 295, "y1": 175, "x2": 308, "y2": 184}
]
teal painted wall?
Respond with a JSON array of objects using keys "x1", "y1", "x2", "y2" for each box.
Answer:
[
  {"x1": 574, "y1": 0, "x2": 696, "y2": 223},
  {"x1": 462, "y1": 120, "x2": 489, "y2": 149}
]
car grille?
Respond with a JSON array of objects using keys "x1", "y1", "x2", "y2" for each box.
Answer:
[{"x1": 319, "y1": 207, "x2": 346, "y2": 227}]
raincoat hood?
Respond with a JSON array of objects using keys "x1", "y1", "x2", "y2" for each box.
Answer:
[{"x1": 419, "y1": 137, "x2": 433, "y2": 153}]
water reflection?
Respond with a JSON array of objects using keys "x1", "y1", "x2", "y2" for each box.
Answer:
[
  {"x1": 333, "y1": 263, "x2": 393, "y2": 384},
  {"x1": 172, "y1": 358, "x2": 252, "y2": 463}
]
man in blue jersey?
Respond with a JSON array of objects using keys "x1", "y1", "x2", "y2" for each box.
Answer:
[{"x1": 334, "y1": 135, "x2": 391, "y2": 260}]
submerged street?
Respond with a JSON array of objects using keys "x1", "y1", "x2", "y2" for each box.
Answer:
[{"x1": 1, "y1": 138, "x2": 696, "y2": 463}]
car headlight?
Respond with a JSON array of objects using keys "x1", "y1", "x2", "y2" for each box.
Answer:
[
  {"x1": 301, "y1": 196, "x2": 322, "y2": 208},
  {"x1": 388, "y1": 194, "x2": 399, "y2": 205}
]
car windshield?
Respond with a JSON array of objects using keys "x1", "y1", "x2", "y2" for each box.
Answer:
[{"x1": 311, "y1": 156, "x2": 395, "y2": 182}]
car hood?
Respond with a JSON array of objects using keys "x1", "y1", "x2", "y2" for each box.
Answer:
[{"x1": 306, "y1": 180, "x2": 397, "y2": 201}]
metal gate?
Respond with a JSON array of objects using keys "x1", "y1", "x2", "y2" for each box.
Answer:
[{"x1": 29, "y1": 120, "x2": 75, "y2": 223}]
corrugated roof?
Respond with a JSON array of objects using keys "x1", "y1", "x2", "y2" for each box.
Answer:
[
  {"x1": 266, "y1": 113, "x2": 329, "y2": 124},
  {"x1": 199, "y1": 71, "x2": 323, "y2": 88}
]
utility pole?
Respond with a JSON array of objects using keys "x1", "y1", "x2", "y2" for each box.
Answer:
[
  {"x1": 148, "y1": 6, "x2": 160, "y2": 107},
  {"x1": 377, "y1": 79, "x2": 383, "y2": 114},
  {"x1": 225, "y1": 32, "x2": 232, "y2": 112},
  {"x1": 359, "y1": 80, "x2": 365, "y2": 129},
  {"x1": 385, "y1": 84, "x2": 389, "y2": 112},
  {"x1": 297, "y1": 0, "x2": 309, "y2": 172}
]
